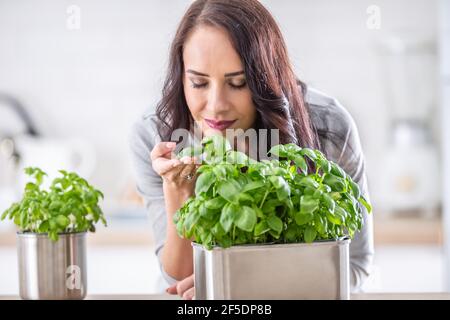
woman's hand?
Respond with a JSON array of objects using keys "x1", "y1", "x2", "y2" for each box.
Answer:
[
  {"x1": 150, "y1": 142, "x2": 199, "y2": 192},
  {"x1": 153, "y1": 142, "x2": 198, "y2": 279},
  {"x1": 166, "y1": 274, "x2": 195, "y2": 300}
]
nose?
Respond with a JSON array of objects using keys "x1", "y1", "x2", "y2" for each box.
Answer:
[{"x1": 206, "y1": 84, "x2": 230, "y2": 114}]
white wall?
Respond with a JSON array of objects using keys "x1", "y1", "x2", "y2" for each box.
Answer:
[
  {"x1": 262, "y1": 0, "x2": 439, "y2": 211},
  {"x1": 0, "y1": 0, "x2": 191, "y2": 199},
  {"x1": 0, "y1": 0, "x2": 439, "y2": 209}
]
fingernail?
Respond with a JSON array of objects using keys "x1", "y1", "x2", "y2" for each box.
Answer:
[{"x1": 166, "y1": 142, "x2": 176, "y2": 148}]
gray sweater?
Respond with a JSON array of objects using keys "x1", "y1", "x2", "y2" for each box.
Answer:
[{"x1": 129, "y1": 87, "x2": 374, "y2": 292}]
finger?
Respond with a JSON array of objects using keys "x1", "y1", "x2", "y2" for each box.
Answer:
[
  {"x1": 179, "y1": 163, "x2": 196, "y2": 180},
  {"x1": 176, "y1": 274, "x2": 195, "y2": 298},
  {"x1": 178, "y1": 156, "x2": 190, "y2": 163},
  {"x1": 154, "y1": 158, "x2": 182, "y2": 176},
  {"x1": 162, "y1": 156, "x2": 196, "y2": 180},
  {"x1": 179, "y1": 156, "x2": 197, "y2": 165},
  {"x1": 150, "y1": 142, "x2": 176, "y2": 161},
  {"x1": 182, "y1": 287, "x2": 195, "y2": 300},
  {"x1": 166, "y1": 283, "x2": 178, "y2": 295},
  {"x1": 160, "y1": 156, "x2": 198, "y2": 181},
  {"x1": 163, "y1": 161, "x2": 186, "y2": 181},
  {"x1": 180, "y1": 157, "x2": 200, "y2": 171}
]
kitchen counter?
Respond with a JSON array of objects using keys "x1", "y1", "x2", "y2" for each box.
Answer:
[{"x1": 1, "y1": 293, "x2": 450, "y2": 300}]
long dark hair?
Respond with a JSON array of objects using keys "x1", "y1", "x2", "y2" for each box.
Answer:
[{"x1": 156, "y1": 0, "x2": 320, "y2": 151}]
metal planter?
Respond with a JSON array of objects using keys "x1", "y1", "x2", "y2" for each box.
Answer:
[
  {"x1": 193, "y1": 237, "x2": 350, "y2": 300},
  {"x1": 17, "y1": 232, "x2": 87, "y2": 300}
]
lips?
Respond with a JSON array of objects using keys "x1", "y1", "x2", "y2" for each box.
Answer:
[{"x1": 204, "y1": 119, "x2": 237, "y2": 130}]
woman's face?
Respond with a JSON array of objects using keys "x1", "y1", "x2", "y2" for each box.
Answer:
[{"x1": 182, "y1": 25, "x2": 257, "y2": 137}]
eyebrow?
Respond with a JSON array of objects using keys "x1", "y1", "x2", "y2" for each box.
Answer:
[{"x1": 186, "y1": 69, "x2": 244, "y2": 77}]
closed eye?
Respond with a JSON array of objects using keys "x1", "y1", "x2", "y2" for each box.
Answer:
[
  {"x1": 189, "y1": 80, "x2": 247, "y2": 90},
  {"x1": 229, "y1": 81, "x2": 247, "y2": 90},
  {"x1": 191, "y1": 82, "x2": 207, "y2": 89}
]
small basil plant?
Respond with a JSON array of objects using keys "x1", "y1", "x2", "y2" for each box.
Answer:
[
  {"x1": 1, "y1": 167, "x2": 107, "y2": 241},
  {"x1": 174, "y1": 135, "x2": 372, "y2": 250}
]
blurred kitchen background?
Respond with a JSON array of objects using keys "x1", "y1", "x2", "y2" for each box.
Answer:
[{"x1": 1, "y1": 0, "x2": 450, "y2": 294}]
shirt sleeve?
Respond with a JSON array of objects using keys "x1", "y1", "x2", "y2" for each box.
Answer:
[
  {"x1": 128, "y1": 114, "x2": 179, "y2": 288},
  {"x1": 320, "y1": 100, "x2": 375, "y2": 292}
]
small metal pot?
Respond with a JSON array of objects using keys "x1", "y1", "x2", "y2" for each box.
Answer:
[{"x1": 17, "y1": 232, "x2": 87, "y2": 300}]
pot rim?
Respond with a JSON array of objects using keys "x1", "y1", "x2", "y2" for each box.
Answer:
[
  {"x1": 192, "y1": 236, "x2": 351, "y2": 250},
  {"x1": 16, "y1": 231, "x2": 87, "y2": 238}
]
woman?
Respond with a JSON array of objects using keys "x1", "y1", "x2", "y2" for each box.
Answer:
[{"x1": 130, "y1": 0, "x2": 374, "y2": 300}]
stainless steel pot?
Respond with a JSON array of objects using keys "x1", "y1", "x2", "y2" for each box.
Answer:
[
  {"x1": 17, "y1": 232, "x2": 87, "y2": 300},
  {"x1": 193, "y1": 237, "x2": 350, "y2": 300}
]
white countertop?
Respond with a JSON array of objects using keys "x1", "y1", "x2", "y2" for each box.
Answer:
[{"x1": 1, "y1": 293, "x2": 450, "y2": 300}]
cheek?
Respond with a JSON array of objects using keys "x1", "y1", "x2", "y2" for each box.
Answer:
[
  {"x1": 238, "y1": 93, "x2": 257, "y2": 124},
  {"x1": 184, "y1": 86, "x2": 204, "y2": 121}
]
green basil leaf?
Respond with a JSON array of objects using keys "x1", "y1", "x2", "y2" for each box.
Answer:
[
  {"x1": 268, "y1": 144, "x2": 287, "y2": 158},
  {"x1": 322, "y1": 193, "x2": 336, "y2": 214},
  {"x1": 299, "y1": 148, "x2": 317, "y2": 160},
  {"x1": 261, "y1": 198, "x2": 280, "y2": 214},
  {"x1": 49, "y1": 231, "x2": 58, "y2": 242},
  {"x1": 212, "y1": 165, "x2": 227, "y2": 179},
  {"x1": 238, "y1": 193, "x2": 254, "y2": 204},
  {"x1": 217, "y1": 179, "x2": 241, "y2": 204},
  {"x1": 195, "y1": 171, "x2": 215, "y2": 195},
  {"x1": 293, "y1": 155, "x2": 308, "y2": 173},
  {"x1": 267, "y1": 214, "x2": 283, "y2": 234},
  {"x1": 220, "y1": 203, "x2": 237, "y2": 232},
  {"x1": 200, "y1": 204, "x2": 216, "y2": 221},
  {"x1": 330, "y1": 162, "x2": 346, "y2": 178},
  {"x1": 284, "y1": 143, "x2": 302, "y2": 154},
  {"x1": 314, "y1": 214, "x2": 327, "y2": 235},
  {"x1": 38, "y1": 220, "x2": 50, "y2": 233},
  {"x1": 204, "y1": 197, "x2": 226, "y2": 210},
  {"x1": 202, "y1": 135, "x2": 231, "y2": 157},
  {"x1": 335, "y1": 206, "x2": 348, "y2": 221},
  {"x1": 226, "y1": 150, "x2": 254, "y2": 165},
  {"x1": 235, "y1": 206, "x2": 257, "y2": 232},
  {"x1": 56, "y1": 215, "x2": 70, "y2": 228},
  {"x1": 304, "y1": 225, "x2": 317, "y2": 243},
  {"x1": 20, "y1": 210, "x2": 28, "y2": 227},
  {"x1": 269, "y1": 176, "x2": 290, "y2": 200},
  {"x1": 242, "y1": 180, "x2": 265, "y2": 193},
  {"x1": 184, "y1": 210, "x2": 201, "y2": 234},
  {"x1": 296, "y1": 176, "x2": 319, "y2": 189},
  {"x1": 294, "y1": 211, "x2": 314, "y2": 225},
  {"x1": 348, "y1": 179, "x2": 361, "y2": 199},
  {"x1": 326, "y1": 211, "x2": 343, "y2": 225},
  {"x1": 211, "y1": 222, "x2": 226, "y2": 237},
  {"x1": 322, "y1": 174, "x2": 346, "y2": 192},
  {"x1": 300, "y1": 195, "x2": 319, "y2": 214},
  {"x1": 359, "y1": 195, "x2": 372, "y2": 213},
  {"x1": 252, "y1": 204, "x2": 265, "y2": 218},
  {"x1": 318, "y1": 158, "x2": 331, "y2": 173},
  {"x1": 285, "y1": 224, "x2": 298, "y2": 241},
  {"x1": 177, "y1": 146, "x2": 203, "y2": 159},
  {"x1": 254, "y1": 220, "x2": 270, "y2": 236}
]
